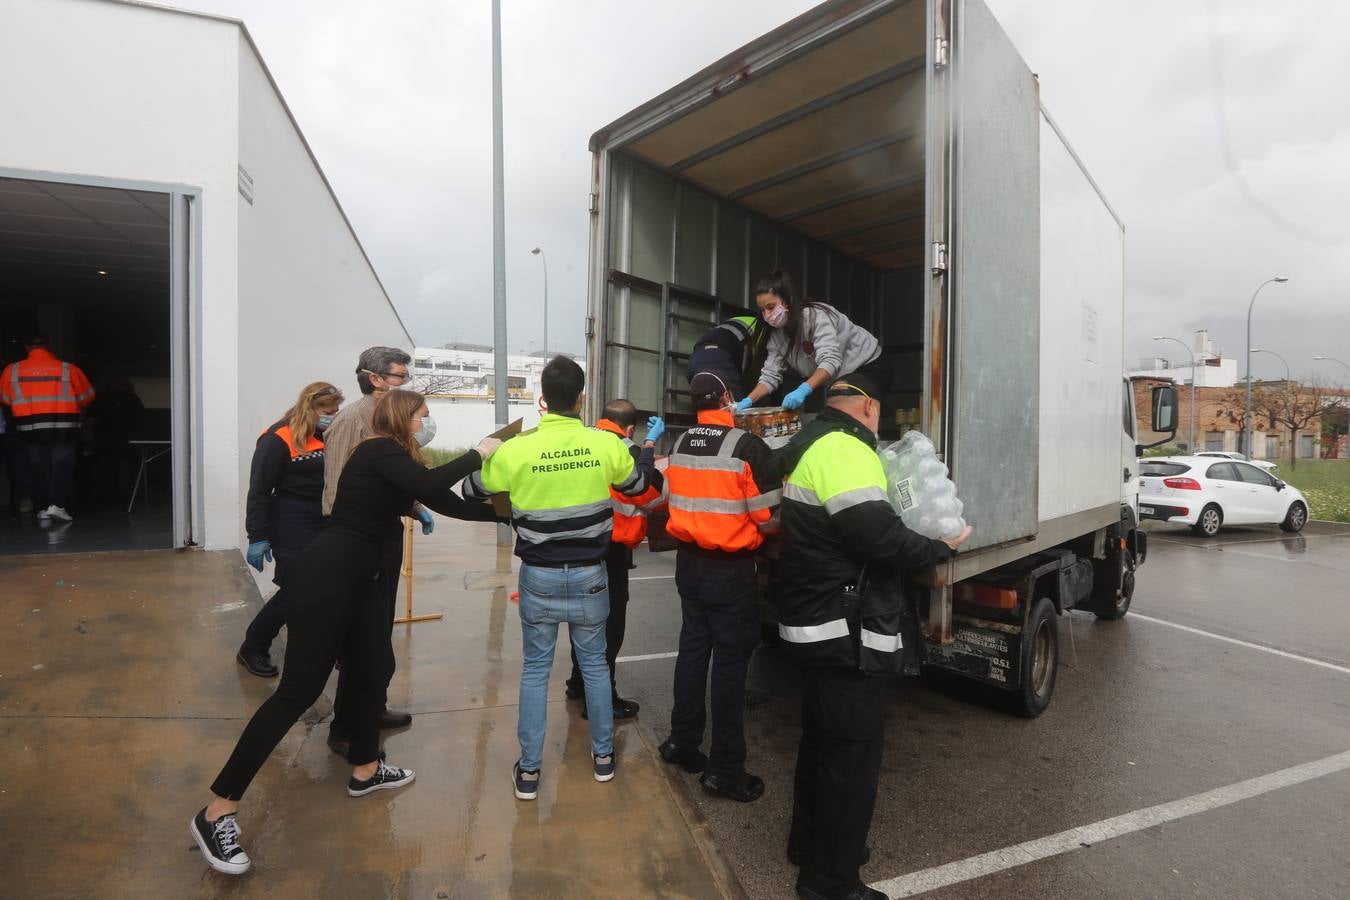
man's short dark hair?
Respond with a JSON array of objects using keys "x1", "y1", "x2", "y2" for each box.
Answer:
[
  {"x1": 542, "y1": 355, "x2": 585, "y2": 411},
  {"x1": 602, "y1": 398, "x2": 638, "y2": 428},
  {"x1": 24, "y1": 333, "x2": 50, "y2": 349},
  {"x1": 355, "y1": 346, "x2": 412, "y2": 395}
]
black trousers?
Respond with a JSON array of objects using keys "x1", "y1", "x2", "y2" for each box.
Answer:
[
  {"x1": 242, "y1": 496, "x2": 324, "y2": 653},
  {"x1": 211, "y1": 534, "x2": 393, "y2": 800},
  {"x1": 330, "y1": 532, "x2": 402, "y2": 737},
  {"x1": 789, "y1": 667, "x2": 885, "y2": 895},
  {"x1": 670, "y1": 546, "x2": 760, "y2": 780},
  {"x1": 23, "y1": 435, "x2": 77, "y2": 508},
  {"x1": 566, "y1": 542, "x2": 632, "y2": 696}
]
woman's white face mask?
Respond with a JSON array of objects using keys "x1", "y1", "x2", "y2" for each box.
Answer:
[
  {"x1": 414, "y1": 413, "x2": 437, "y2": 447},
  {"x1": 763, "y1": 304, "x2": 789, "y2": 328}
]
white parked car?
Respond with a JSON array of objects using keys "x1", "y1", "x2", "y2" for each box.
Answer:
[
  {"x1": 1191, "y1": 450, "x2": 1279, "y2": 473},
  {"x1": 1139, "y1": 456, "x2": 1308, "y2": 537}
]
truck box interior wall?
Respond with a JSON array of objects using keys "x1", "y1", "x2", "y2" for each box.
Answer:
[{"x1": 595, "y1": 0, "x2": 931, "y2": 424}]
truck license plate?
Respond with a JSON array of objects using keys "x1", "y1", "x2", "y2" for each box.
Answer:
[{"x1": 1140, "y1": 505, "x2": 1155, "y2": 515}]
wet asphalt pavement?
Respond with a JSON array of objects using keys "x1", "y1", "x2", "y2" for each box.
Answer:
[{"x1": 613, "y1": 520, "x2": 1350, "y2": 899}]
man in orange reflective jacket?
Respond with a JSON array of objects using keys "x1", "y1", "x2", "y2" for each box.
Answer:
[
  {"x1": 0, "y1": 334, "x2": 95, "y2": 523},
  {"x1": 565, "y1": 398, "x2": 667, "y2": 719},
  {"x1": 657, "y1": 371, "x2": 781, "y2": 802}
]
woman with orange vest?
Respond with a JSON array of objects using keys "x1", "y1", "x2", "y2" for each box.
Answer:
[
  {"x1": 563, "y1": 399, "x2": 667, "y2": 719},
  {"x1": 236, "y1": 381, "x2": 344, "y2": 678}
]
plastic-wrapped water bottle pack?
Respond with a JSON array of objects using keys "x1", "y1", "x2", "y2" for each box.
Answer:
[{"x1": 878, "y1": 431, "x2": 967, "y2": 540}]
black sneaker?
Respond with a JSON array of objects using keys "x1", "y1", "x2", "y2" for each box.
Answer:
[
  {"x1": 700, "y1": 771, "x2": 765, "y2": 803},
  {"x1": 236, "y1": 646, "x2": 278, "y2": 678},
  {"x1": 513, "y1": 760, "x2": 540, "y2": 800},
  {"x1": 564, "y1": 680, "x2": 585, "y2": 700},
  {"x1": 658, "y1": 738, "x2": 708, "y2": 774},
  {"x1": 593, "y1": 752, "x2": 616, "y2": 783},
  {"x1": 190, "y1": 807, "x2": 251, "y2": 875},
  {"x1": 582, "y1": 697, "x2": 640, "y2": 720},
  {"x1": 347, "y1": 760, "x2": 415, "y2": 797}
]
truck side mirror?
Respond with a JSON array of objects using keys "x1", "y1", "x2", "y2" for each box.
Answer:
[{"x1": 1151, "y1": 385, "x2": 1178, "y2": 435}]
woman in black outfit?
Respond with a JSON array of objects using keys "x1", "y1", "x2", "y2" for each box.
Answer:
[
  {"x1": 236, "y1": 381, "x2": 344, "y2": 678},
  {"x1": 191, "y1": 390, "x2": 502, "y2": 876}
]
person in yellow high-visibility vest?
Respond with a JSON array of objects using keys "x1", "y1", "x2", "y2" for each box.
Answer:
[{"x1": 462, "y1": 356, "x2": 662, "y2": 800}]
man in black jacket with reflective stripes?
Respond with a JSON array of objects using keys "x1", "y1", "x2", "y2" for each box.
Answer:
[{"x1": 777, "y1": 374, "x2": 971, "y2": 900}]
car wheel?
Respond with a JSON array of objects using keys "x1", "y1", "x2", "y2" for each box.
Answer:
[
  {"x1": 1192, "y1": 504, "x2": 1222, "y2": 538},
  {"x1": 1280, "y1": 501, "x2": 1308, "y2": 533}
]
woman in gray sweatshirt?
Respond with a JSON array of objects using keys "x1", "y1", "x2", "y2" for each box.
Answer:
[{"x1": 737, "y1": 269, "x2": 884, "y2": 411}]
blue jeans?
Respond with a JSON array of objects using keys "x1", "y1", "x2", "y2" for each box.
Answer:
[{"x1": 517, "y1": 562, "x2": 613, "y2": 771}]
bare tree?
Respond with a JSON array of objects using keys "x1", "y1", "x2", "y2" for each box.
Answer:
[{"x1": 1252, "y1": 377, "x2": 1348, "y2": 470}]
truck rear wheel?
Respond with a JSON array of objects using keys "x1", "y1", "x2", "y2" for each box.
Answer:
[{"x1": 1009, "y1": 598, "x2": 1058, "y2": 718}]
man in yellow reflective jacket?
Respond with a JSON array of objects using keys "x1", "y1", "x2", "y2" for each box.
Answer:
[
  {"x1": 777, "y1": 373, "x2": 970, "y2": 900},
  {"x1": 463, "y1": 357, "x2": 661, "y2": 799}
]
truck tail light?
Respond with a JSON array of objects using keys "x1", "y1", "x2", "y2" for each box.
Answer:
[
  {"x1": 955, "y1": 583, "x2": 1018, "y2": 610},
  {"x1": 1164, "y1": 477, "x2": 1202, "y2": 490}
]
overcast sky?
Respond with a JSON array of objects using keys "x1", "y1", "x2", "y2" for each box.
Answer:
[{"x1": 190, "y1": 0, "x2": 1349, "y2": 383}]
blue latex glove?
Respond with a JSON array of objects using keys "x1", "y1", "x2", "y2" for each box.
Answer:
[
  {"x1": 734, "y1": 396, "x2": 755, "y2": 412},
  {"x1": 245, "y1": 540, "x2": 272, "y2": 573},
  {"x1": 646, "y1": 416, "x2": 666, "y2": 444},
  {"x1": 782, "y1": 382, "x2": 813, "y2": 410},
  {"x1": 416, "y1": 508, "x2": 435, "y2": 535}
]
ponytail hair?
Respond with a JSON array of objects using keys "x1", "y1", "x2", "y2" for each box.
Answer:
[{"x1": 285, "y1": 381, "x2": 343, "y2": 447}]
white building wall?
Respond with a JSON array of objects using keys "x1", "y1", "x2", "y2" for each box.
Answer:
[
  {"x1": 1, "y1": 0, "x2": 243, "y2": 548},
  {"x1": 235, "y1": 39, "x2": 411, "y2": 548}
]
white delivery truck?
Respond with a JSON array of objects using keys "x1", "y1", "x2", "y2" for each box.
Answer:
[{"x1": 583, "y1": 0, "x2": 1178, "y2": 715}]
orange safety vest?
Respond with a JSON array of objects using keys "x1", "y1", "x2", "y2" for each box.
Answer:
[
  {"x1": 270, "y1": 423, "x2": 324, "y2": 459},
  {"x1": 0, "y1": 348, "x2": 95, "y2": 433},
  {"x1": 595, "y1": 418, "x2": 665, "y2": 548},
  {"x1": 664, "y1": 408, "x2": 773, "y2": 553}
]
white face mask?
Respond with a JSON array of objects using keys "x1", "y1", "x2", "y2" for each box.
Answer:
[
  {"x1": 763, "y1": 304, "x2": 788, "y2": 328},
  {"x1": 414, "y1": 414, "x2": 437, "y2": 447}
]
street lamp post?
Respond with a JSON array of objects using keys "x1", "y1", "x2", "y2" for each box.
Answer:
[
  {"x1": 1153, "y1": 335, "x2": 1198, "y2": 451},
  {"x1": 1244, "y1": 276, "x2": 1289, "y2": 456},
  {"x1": 1251, "y1": 347, "x2": 1291, "y2": 462},
  {"x1": 1313, "y1": 355, "x2": 1350, "y2": 459},
  {"x1": 531, "y1": 247, "x2": 548, "y2": 359}
]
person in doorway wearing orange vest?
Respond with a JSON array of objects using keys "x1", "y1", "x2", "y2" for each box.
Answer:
[
  {"x1": 564, "y1": 399, "x2": 667, "y2": 719},
  {"x1": 0, "y1": 334, "x2": 95, "y2": 523},
  {"x1": 236, "y1": 381, "x2": 344, "y2": 678},
  {"x1": 657, "y1": 371, "x2": 781, "y2": 803}
]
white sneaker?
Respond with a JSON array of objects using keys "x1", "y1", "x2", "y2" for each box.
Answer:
[{"x1": 45, "y1": 506, "x2": 72, "y2": 523}]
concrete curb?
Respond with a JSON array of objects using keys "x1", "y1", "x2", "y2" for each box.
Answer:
[{"x1": 632, "y1": 724, "x2": 751, "y2": 900}]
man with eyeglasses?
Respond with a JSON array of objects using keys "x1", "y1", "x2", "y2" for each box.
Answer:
[{"x1": 321, "y1": 346, "x2": 421, "y2": 759}]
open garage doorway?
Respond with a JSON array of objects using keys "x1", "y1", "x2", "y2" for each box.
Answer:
[{"x1": 0, "y1": 175, "x2": 188, "y2": 554}]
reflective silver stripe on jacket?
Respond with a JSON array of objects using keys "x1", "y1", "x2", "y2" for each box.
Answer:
[
  {"x1": 463, "y1": 470, "x2": 490, "y2": 500},
  {"x1": 639, "y1": 480, "x2": 669, "y2": 512},
  {"x1": 515, "y1": 520, "x2": 614, "y2": 544},
  {"x1": 823, "y1": 485, "x2": 889, "y2": 516},
  {"x1": 777, "y1": 619, "x2": 850, "y2": 643},
  {"x1": 668, "y1": 495, "x2": 749, "y2": 515},
  {"x1": 670, "y1": 454, "x2": 744, "y2": 473},
  {"x1": 15, "y1": 420, "x2": 81, "y2": 431},
  {"x1": 745, "y1": 488, "x2": 781, "y2": 511},
  {"x1": 512, "y1": 499, "x2": 612, "y2": 522},
  {"x1": 860, "y1": 629, "x2": 902, "y2": 653},
  {"x1": 612, "y1": 499, "x2": 642, "y2": 517},
  {"x1": 783, "y1": 482, "x2": 821, "y2": 506}
]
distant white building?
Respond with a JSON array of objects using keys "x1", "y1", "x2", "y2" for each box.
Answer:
[
  {"x1": 411, "y1": 346, "x2": 584, "y2": 450},
  {"x1": 1130, "y1": 330, "x2": 1238, "y2": 387}
]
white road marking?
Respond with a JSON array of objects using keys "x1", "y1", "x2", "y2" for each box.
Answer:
[
  {"x1": 1132, "y1": 613, "x2": 1350, "y2": 676},
  {"x1": 872, "y1": 749, "x2": 1350, "y2": 898},
  {"x1": 615, "y1": 651, "x2": 680, "y2": 663},
  {"x1": 630, "y1": 574, "x2": 676, "y2": 581}
]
